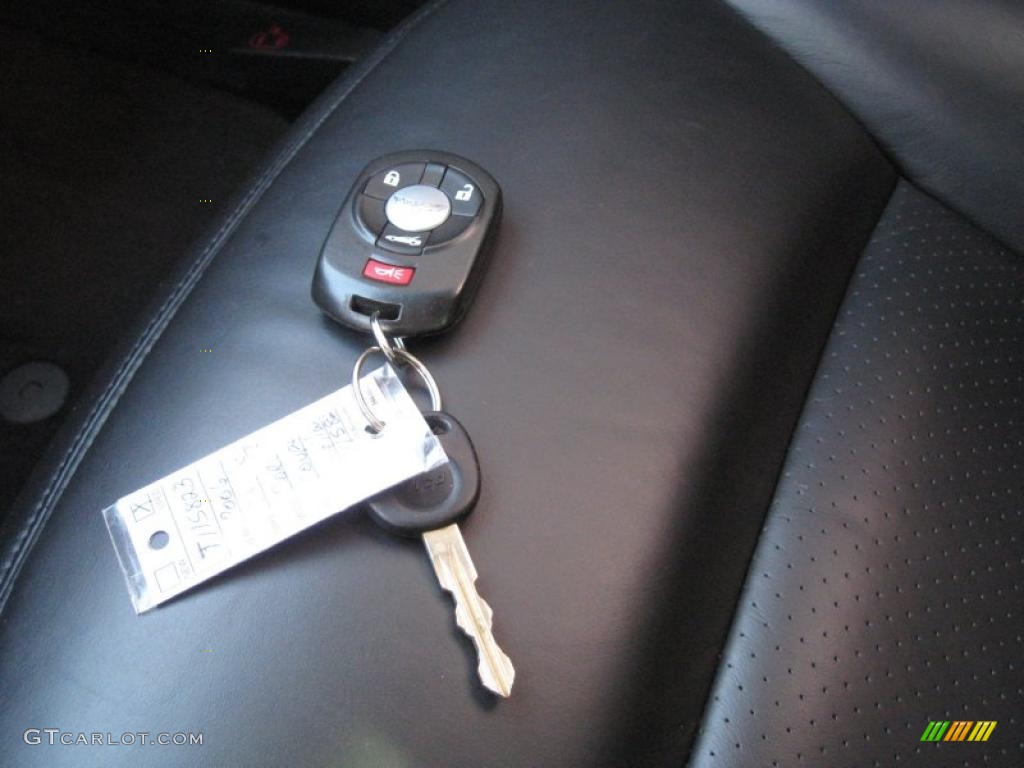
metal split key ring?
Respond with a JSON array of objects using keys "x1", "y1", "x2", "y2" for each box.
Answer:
[
  {"x1": 352, "y1": 345, "x2": 442, "y2": 433},
  {"x1": 370, "y1": 312, "x2": 407, "y2": 365}
]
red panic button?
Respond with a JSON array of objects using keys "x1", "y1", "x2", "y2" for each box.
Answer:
[{"x1": 363, "y1": 259, "x2": 415, "y2": 286}]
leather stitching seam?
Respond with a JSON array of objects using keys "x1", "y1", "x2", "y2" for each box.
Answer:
[{"x1": 0, "y1": 0, "x2": 450, "y2": 614}]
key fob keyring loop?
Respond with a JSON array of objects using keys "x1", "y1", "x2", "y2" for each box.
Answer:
[
  {"x1": 370, "y1": 312, "x2": 407, "y2": 365},
  {"x1": 352, "y1": 345, "x2": 442, "y2": 432}
]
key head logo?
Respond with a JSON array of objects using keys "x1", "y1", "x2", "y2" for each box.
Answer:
[{"x1": 397, "y1": 465, "x2": 454, "y2": 509}]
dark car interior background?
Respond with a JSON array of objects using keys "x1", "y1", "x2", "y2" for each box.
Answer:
[{"x1": 0, "y1": 1, "x2": 1021, "y2": 766}]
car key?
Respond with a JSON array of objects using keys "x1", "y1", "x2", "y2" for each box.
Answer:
[
  {"x1": 365, "y1": 411, "x2": 515, "y2": 697},
  {"x1": 313, "y1": 151, "x2": 502, "y2": 338}
]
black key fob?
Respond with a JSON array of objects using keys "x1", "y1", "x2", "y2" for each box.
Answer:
[
  {"x1": 365, "y1": 411, "x2": 480, "y2": 538},
  {"x1": 313, "y1": 151, "x2": 501, "y2": 338}
]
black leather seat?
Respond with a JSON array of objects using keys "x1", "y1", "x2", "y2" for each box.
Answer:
[
  {"x1": 690, "y1": 181, "x2": 1024, "y2": 768},
  {"x1": 692, "y1": 2, "x2": 1024, "y2": 765},
  {"x1": 0, "y1": 1, "x2": 1019, "y2": 766},
  {"x1": 725, "y1": 0, "x2": 1024, "y2": 254}
]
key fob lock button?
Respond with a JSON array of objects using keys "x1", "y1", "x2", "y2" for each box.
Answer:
[{"x1": 364, "y1": 163, "x2": 426, "y2": 199}]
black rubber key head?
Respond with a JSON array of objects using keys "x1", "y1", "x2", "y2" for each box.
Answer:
[{"x1": 366, "y1": 411, "x2": 480, "y2": 537}]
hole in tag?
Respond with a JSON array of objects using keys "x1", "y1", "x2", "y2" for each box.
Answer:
[
  {"x1": 149, "y1": 530, "x2": 169, "y2": 550},
  {"x1": 427, "y1": 415, "x2": 450, "y2": 436}
]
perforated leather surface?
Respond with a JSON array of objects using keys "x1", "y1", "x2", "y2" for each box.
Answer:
[
  {"x1": 690, "y1": 182, "x2": 1024, "y2": 767},
  {"x1": 0, "y1": 1, "x2": 895, "y2": 766}
]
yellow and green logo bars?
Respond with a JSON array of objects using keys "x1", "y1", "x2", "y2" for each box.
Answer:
[{"x1": 920, "y1": 721, "x2": 997, "y2": 742}]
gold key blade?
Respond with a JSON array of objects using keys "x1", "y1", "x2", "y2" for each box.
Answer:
[{"x1": 422, "y1": 524, "x2": 515, "y2": 697}]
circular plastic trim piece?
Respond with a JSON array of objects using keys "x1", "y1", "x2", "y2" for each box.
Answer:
[
  {"x1": 384, "y1": 184, "x2": 451, "y2": 232},
  {"x1": 0, "y1": 361, "x2": 70, "y2": 424}
]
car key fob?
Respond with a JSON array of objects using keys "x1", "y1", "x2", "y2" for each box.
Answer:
[{"x1": 312, "y1": 151, "x2": 501, "y2": 337}]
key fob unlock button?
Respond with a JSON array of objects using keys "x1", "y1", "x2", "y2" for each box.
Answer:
[{"x1": 440, "y1": 167, "x2": 483, "y2": 217}]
